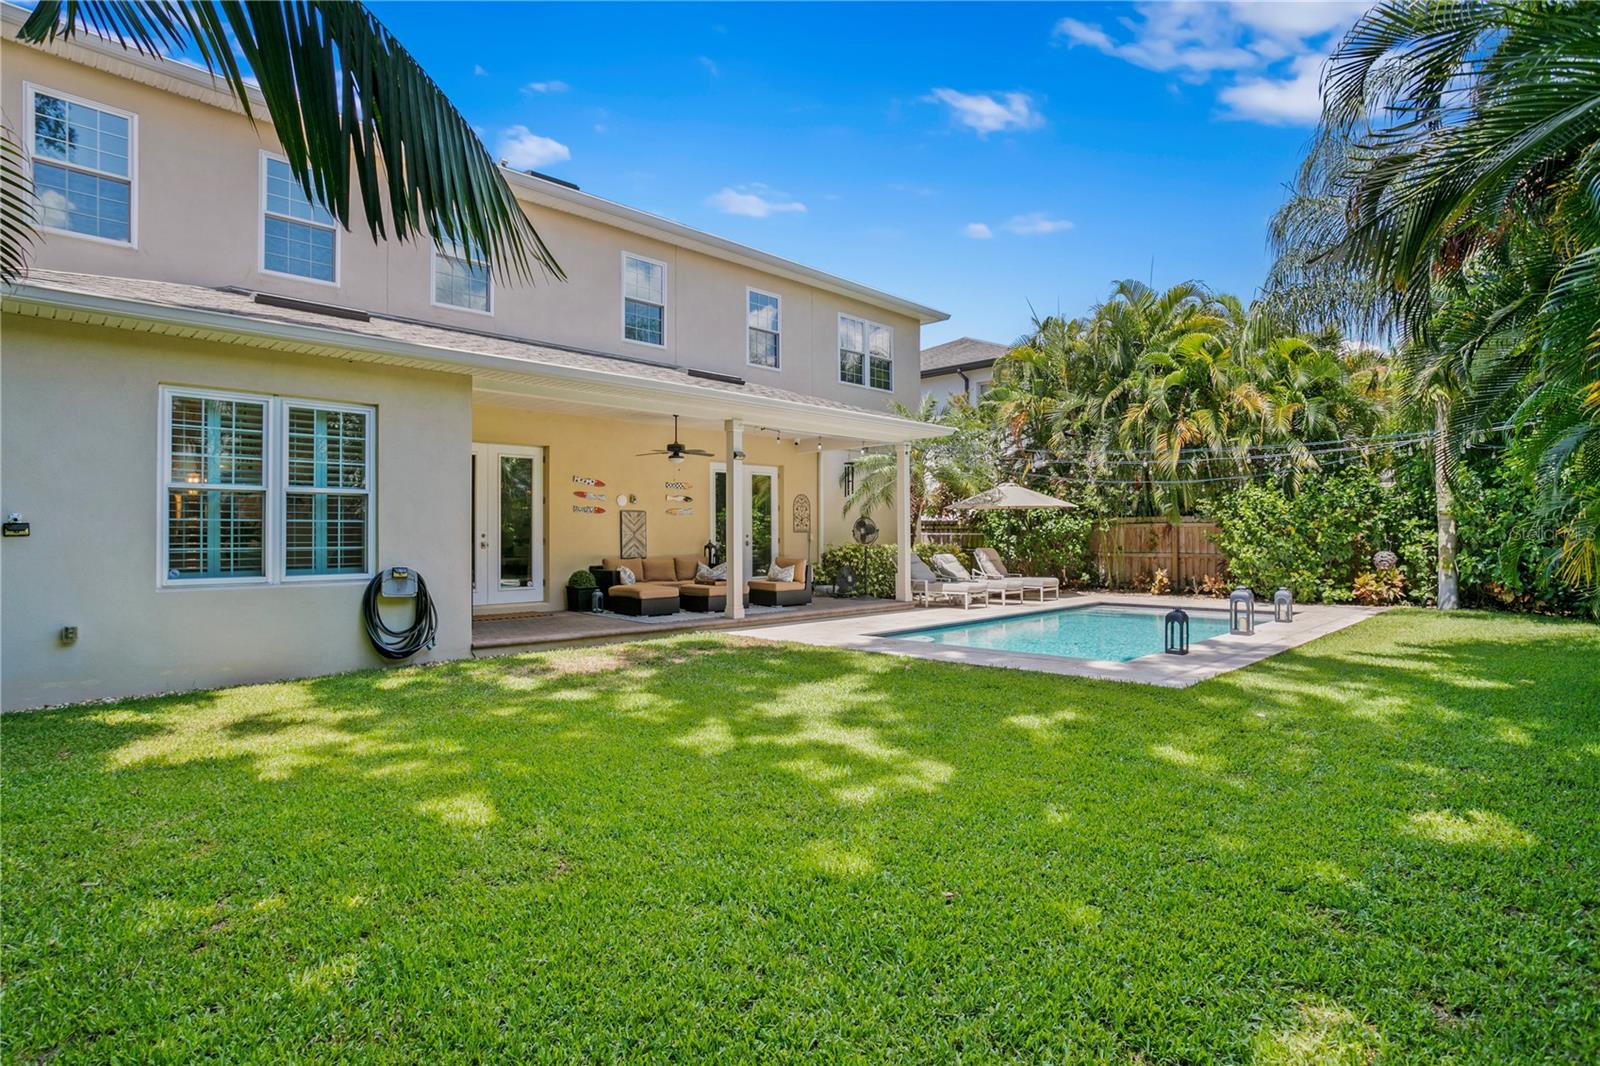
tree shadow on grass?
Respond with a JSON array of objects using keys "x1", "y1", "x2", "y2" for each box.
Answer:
[{"x1": 3, "y1": 613, "x2": 1597, "y2": 1062}]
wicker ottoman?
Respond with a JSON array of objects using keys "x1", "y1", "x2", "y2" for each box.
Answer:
[
  {"x1": 606, "y1": 584, "x2": 680, "y2": 616},
  {"x1": 679, "y1": 583, "x2": 750, "y2": 612}
]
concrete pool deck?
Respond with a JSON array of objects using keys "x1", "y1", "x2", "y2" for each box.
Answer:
[{"x1": 730, "y1": 593, "x2": 1383, "y2": 687}]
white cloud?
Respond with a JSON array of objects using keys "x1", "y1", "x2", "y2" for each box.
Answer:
[
  {"x1": 1053, "y1": 1, "x2": 1365, "y2": 124},
  {"x1": 706, "y1": 184, "x2": 806, "y2": 218},
  {"x1": 1003, "y1": 213, "x2": 1073, "y2": 236},
  {"x1": 473, "y1": 64, "x2": 488, "y2": 77},
  {"x1": 697, "y1": 56, "x2": 719, "y2": 77},
  {"x1": 963, "y1": 222, "x2": 993, "y2": 240},
  {"x1": 495, "y1": 126, "x2": 571, "y2": 169},
  {"x1": 925, "y1": 88, "x2": 1044, "y2": 136},
  {"x1": 522, "y1": 80, "x2": 569, "y2": 94},
  {"x1": 1218, "y1": 53, "x2": 1326, "y2": 125}
]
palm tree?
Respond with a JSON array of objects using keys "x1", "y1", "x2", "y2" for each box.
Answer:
[
  {"x1": 2, "y1": 1, "x2": 562, "y2": 284},
  {"x1": 1303, "y1": 0, "x2": 1600, "y2": 591},
  {"x1": 840, "y1": 396, "x2": 997, "y2": 542}
]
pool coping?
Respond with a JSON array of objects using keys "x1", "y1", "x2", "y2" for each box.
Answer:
[{"x1": 729, "y1": 593, "x2": 1384, "y2": 687}]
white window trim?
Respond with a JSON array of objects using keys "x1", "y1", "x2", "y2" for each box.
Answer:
[
  {"x1": 258, "y1": 150, "x2": 341, "y2": 288},
  {"x1": 837, "y1": 313, "x2": 895, "y2": 393},
  {"x1": 745, "y1": 286, "x2": 781, "y2": 372},
  {"x1": 430, "y1": 243, "x2": 493, "y2": 316},
  {"x1": 620, "y1": 250, "x2": 668, "y2": 348},
  {"x1": 157, "y1": 385, "x2": 375, "y2": 589},
  {"x1": 23, "y1": 81, "x2": 139, "y2": 249}
]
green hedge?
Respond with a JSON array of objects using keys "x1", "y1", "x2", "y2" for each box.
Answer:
[
  {"x1": 975, "y1": 507, "x2": 1098, "y2": 586},
  {"x1": 816, "y1": 544, "x2": 898, "y2": 598},
  {"x1": 1208, "y1": 467, "x2": 1433, "y2": 603}
]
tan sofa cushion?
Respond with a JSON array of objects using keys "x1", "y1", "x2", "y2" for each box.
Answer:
[
  {"x1": 673, "y1": 555, "x2": 702, "y2": 581},
  {"x1": 608, "y1": 584, "x2": 678, "y2": 601},
  {"x1": 642, "y1": 557, "x2": 677, "y2": 582},
  {"x1": 748, "y1": 580, "x2": 806, "y2": 593}
]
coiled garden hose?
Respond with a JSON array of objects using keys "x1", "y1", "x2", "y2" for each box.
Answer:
[{"x1": 361, "y1": 571, "x2": 438, "y2": 660}]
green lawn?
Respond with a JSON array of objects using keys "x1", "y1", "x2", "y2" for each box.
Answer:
[{"x1": 4, "y1": 611, "x2": 1597, "y2": 1062}]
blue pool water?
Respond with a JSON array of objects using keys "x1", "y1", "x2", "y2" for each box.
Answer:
[{"x1": 888, "y1": 605, "x2": 1247, "y2": 662}]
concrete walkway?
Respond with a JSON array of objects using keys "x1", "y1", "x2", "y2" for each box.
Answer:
[{"x1": 729, "y1": 592, "x2": 1382, "y2": 688}]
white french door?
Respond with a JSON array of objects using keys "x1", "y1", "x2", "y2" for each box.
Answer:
[
  {"x1": 711, "y1": 463, "x2": 779, "y2": 578},
  {"x1": 472, "y1": 444, "x2": 545, "y2": 606}
]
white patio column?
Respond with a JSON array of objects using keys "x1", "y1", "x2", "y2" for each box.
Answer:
[
  {"x1": 815, "y1": 447, "x2": 827, "y2": 569},
  {"x1": 724, "y1": 418, "x2": 746, "y2": 620},
  {"x1": 895, "y1": 441, "x2": 912, "y2": 602}
]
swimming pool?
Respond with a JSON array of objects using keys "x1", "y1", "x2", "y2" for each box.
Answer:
[{"x1": 888, "y1": 604, "x2": 1256, "y2": 662}]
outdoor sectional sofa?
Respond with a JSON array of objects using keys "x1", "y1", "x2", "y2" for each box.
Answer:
[
  {"x1": 748, "y1": 558, "x2": 812, "y2": 607},
  {"x1": 592, "y1": 555, "x2": 706, "y2": 616}
]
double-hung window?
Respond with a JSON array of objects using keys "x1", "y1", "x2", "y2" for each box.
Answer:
[
  {"x1": 622, "y1": 252, "x2": 666, "y2": 346},
  {"x1": 27, "y1": 85, "x2": 134, "y2": 244},
  {"x1": 747, "y1": 288, "x2": 780, "y2": 369},
  {"x1": 161, "y1": 387, "x2": 373, "y2": 585},
  {"x1": 433, "y1": 241, "x2": 492, "y2": 313},
  {"x1": 839, "y1": 314, "x2": 893, "y2": 391},
  {"x1": 261, "y1": 154, "x2": 338, "y2": 283}
]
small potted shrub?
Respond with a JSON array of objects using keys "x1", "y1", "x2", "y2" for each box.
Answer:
[{"x1": 566, "y1": 569, "x2": 600, "y2": 611}]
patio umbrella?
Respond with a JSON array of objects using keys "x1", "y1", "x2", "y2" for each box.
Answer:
[{"x1": 948, "y1": 482, "x2": 1075, "y2": 510}]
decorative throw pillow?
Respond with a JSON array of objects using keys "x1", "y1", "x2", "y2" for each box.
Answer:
[
  {"x1": 696, "y1": 561, "x2": 728, "y2": 582},
  {"x1": 766, "y1": 562, "x2": 795, "y2": 582},
  {"x1": 617, "y1": 565, "x2": 637, "y2": 585},
  {"x1": 975, "y1": 553, "x2": 1007, "y2": 579}
]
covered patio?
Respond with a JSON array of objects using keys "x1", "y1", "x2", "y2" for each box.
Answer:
[{"x1": 471, "y1": 594, "x2": 912, "y2": 653}]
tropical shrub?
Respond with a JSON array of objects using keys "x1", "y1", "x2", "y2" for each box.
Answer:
[
  {"x1": 1352, "y1": 570, "x2": 1405, "y2": 606},
  {"x1": 1450, "y1": 460, "x2": 1595, "y2": 616},
  {"x1": 1209, "y1": 467, "x2": 1433, "y2": 604},
  {"x1": 816, "y1": 544, "x2": 898, "y2": 599},
  {"x1": 975, "y1": 506, "x2": 1098, "y2": 586}
]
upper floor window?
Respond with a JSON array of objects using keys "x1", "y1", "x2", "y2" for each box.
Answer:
[
  {"x1": 747, "y1": 288, "x2": 780, "y2": 369},
  {"x1": 622, "y1": 252, "x2": 666, "y2": 346},
  {"x1": 161, "y1": 387, "x2": 372, "y2": 585},
  {"x1": 27, "y1": 85, "x2": 134, "y2": 245},
  {"x1": 261, "y1": 154, "x2": 338, "y2": 284},
  {"x1": 433, "y1": 241, "x2": 491, "y2": 314},
  {"x1": 839, "y1": 314, "x2": 893, "y2": 391}
]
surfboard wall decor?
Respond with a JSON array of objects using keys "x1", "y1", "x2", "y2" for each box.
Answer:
[{"x1": 572, "y1": 476, "x2": 606, "y2": 487}]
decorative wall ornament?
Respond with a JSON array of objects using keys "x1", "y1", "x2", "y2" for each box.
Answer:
[
  {"x1": 791, "y1": 494, "x2": 812, "y2": 533},
  {"x1": 619, "y1": 510, "x2": 648, "y2": 557},
  {"x1": 664, "y1": 480, "x2": 693, "y2": 491},
  {"x1": 666, "y1": 494, "x2": 693, "y2": 503},
  {"x1": 572, "y1": 490, "x2": 607, "y2": 501},
  {"x1": 572, "y1": 475, "x2": 605, "y2": 486},
  {"x1": 667, "y1": 507, "x2": 695, "y2": 517},
  {"x1": 573, "y1": 505, "x2": 606, "y2": 514}
]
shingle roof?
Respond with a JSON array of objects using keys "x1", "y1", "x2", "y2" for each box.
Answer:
[
  {"x1": 7, "y1": 270, "x2": 905, "y2": 422},
  {"x1": 920, "y1": 337, "x2": 1008, "y2": 375}
]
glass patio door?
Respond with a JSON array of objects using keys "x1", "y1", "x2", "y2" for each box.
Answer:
[
  {"x1": 472, "y1": 444, "x2": 545, "y2": 605},
  {"x1": 711, "y1": 464, "x2": 778, "y2": 578}
]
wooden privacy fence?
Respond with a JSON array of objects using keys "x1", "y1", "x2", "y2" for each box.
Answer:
[
  {"x1": 919, "y1": 517, "x2": 987, "y2": 549},
  {"x1": 1090, "y1": 518, "x2": 1226, "y2": 587}
]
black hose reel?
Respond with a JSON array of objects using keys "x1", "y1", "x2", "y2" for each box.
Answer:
[{"x1": 362, "y1": 566, "x2": 438, "y2": 660}]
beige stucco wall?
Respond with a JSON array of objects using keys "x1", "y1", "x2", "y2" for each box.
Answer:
[
  {"x1": 3, "y1": 42, "x2": 926, "y2": 413},
  {"x1": 471, "y1": 404, "x2": 823, "y2": 611},
  {"x1": 0, "y1": 315, "x2": 473, "y2": 711}
]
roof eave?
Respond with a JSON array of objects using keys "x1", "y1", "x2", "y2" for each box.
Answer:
[{"x1": 2, "y1": 282, "x2": 952, "y2": 444}]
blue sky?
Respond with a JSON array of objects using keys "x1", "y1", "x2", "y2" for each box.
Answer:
[{"x1": 369, "y1": 1, "x2": 1370, "y2": 346}]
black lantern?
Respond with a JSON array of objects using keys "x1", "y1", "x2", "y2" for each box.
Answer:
[{"x1": 1164, "y1": 608, "x2": 1190, "y2": 655}]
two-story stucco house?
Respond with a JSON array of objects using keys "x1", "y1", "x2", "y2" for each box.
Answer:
[{"x1": 0, "y1": 6, "x2": 949, "y2": 711}]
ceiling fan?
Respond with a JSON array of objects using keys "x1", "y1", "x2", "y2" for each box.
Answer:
[{"x1": 637, "y1": 415, "x2": 714, "y2": 465}]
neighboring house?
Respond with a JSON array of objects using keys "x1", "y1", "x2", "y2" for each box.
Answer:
[
  {"x1": 920, "y1": 337, "x2": 1008, "y2": 408},
  {"x1": 0, "y1": 5, "x2": 948, "y2": 711}
]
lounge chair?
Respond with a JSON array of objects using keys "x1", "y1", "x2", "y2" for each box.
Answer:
[
  {"x1": 972, "y1": 546, "x2": 1061, "y2": 602},
  {"x1": 910, "y1": 557, "x2": 989, "y2": 608},
  {"x1": 932, "y1": 552, "x2": 1024, "y2": 605}
]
